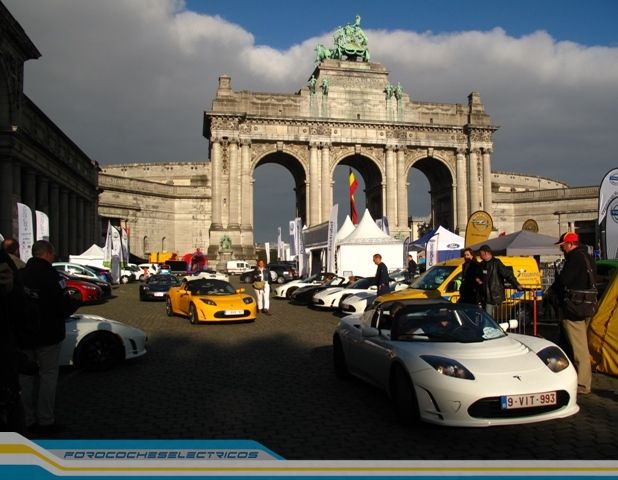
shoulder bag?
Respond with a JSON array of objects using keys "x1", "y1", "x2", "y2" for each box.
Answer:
[{"x1": 563, "y1": 253, "x2": 598, "y2": 320}]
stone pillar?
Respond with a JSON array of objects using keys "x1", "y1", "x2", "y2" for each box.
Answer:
[
  {"x1": 227, "y1": 140, "x2": 240, "y2": 229},
  {"x1": 456, "y1": 148, "x2": 468, "y2": 233},
  {"x1": 68, "y1": 193, "x2": 77, "y2": 256},
  {"x1": 396, "y1": 148, "x2": 407, "y2": 229},
  {"x1": 0, "y1": 160, "x2": 13, "y2": 237},
  {"x1": 36, "y1": 176, "x2": 49, "y2": 213},
  {"x1": 468, "y1": 148, "x2": 480, "y2": 214},
  {"x1": 59, "y1": 189, "x2": 69, "y2": 260},
  {"x1": 482, "y1": 148, "x2": 493, "y2": 214},
  {"x1": 83, "y1": 200, "x2": 93, "y2": 248},
  {"x1": 321, "y1": 143, "x2": 331, "y2": 223},
  {"x1": 309, "y1": 142, "x2": 319, "y2": 226},
  {"x1": 385, "y1": 146, "x2": 396, "y2": 223},
  {"x1": 49, "y1": 183, "x2": 60, "y2": 246},
  {"x1": 240, "y1": 139, "x2": 252, "y2": 230},
  {"x1": 210, "y1": 139, "x2": 223, "y2": 229},
  {"x1": 12, "y1": 163, "x2": 21, "y2": 200},
  {"x1": 22, "y1": 169, "x2": 36, "y2": 212},
  {"x1": 76, "y1": 197, "x2": 85, "y2": 252}
]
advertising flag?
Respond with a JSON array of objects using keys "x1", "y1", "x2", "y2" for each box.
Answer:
[
  {"x1": 17, "y1": 203, "x2": 34, "y2": 262},
  {"x1": 277, "y1": 227, "x2": 284, "y2": 260},
  {"x1": 598, "y1": 168, "x2": 618, "y2": 224},
  {"x1": 349, "y1": 169, "x2": 359, "y2": 225},
  {"x1": 426, "y1": 234, "x2": 439, "y2": 269},
  {"x1": 103, "y1": 221, "x2": 113, "y2": 267},
  {"x1": 265, "y1": 242, "x2": 271, "y2": 264},
  {"x1": 606, "y1": 197, "x2": 618, "y2": 259},
  {"x1": 121, "y1": 227, "x2": 129, "y2": 267},
  {"x1": 326, "y1": 204, "x2": 338, "y2": 273},
  {"x1": 35, "y1": 210, "x2": 49, "y2": 241},
  {"x1": 464, "y1": 210, "x2": 493, "y2": 247}
]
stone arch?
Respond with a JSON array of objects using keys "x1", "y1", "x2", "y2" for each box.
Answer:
[
  {"x1": 0, "y1": 58, "x2": 12, "y2": 128},
  {"x1": 407, "y1": 154, "x2": 456, "y2": 231},
  {"x1": 332, "y1": 151, "x2": 384, "y2": 221}
]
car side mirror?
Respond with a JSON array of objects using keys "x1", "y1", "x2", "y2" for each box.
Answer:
[
  {"x1": 499, "y1": 319, "x2": 519, "y2": 332},
  {"x1": 361, "y1": 326, "x2": 379, "y2": 337}
]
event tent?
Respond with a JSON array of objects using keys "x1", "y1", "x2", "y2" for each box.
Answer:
[
  {"x1": 337, "y1": 210, "x2": 403, "y2": 277},
  {"x1": 467, "y1": 230, "x2": 560, "y2": 256},
  {"x1": 589, "y1": 271, "x2": 618, "y2": 377},
  {"x1": 409, "y1": 226, "x2": 464, "y2": 267}
]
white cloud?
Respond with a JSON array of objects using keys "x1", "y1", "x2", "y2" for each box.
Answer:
[{"x1": 5, "y1": 0, "x2": 616, "y2": 188}]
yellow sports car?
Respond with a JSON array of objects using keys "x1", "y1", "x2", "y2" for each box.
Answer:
[{"x1": 165, "y1": 278, "x2": 257, "y2": 324}]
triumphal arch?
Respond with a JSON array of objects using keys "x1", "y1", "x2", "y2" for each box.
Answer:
[{"x1": 204, "y1": 17, "x2": 497, "y2": 259}]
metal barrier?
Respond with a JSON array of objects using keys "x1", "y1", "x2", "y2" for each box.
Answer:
[{"x1": 492, "y1": 288, "x2": 544, "y2": 336}]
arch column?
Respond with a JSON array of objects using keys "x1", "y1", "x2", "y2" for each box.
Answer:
[
  {"x1": 385, "y1": 145, "x2": 396, "y2": 223},
  {"x1": 49, "y1": 183, "x2": 59, "y2": 245},
  {"x1": 468, "y1": 148, "x2": 480, "y2": 214},
  {"x1": 456, "y1": 148, "x2": 468, "y2": 232},
  {"x1": 0, "y1": 159, "x2": 14, "y2": 237},
  {"x1": 482, "y1": 147, "x2": 493, "y2": 213},
  {"x1": 396, "y1": 147, "x2": 407, "y2": 229},
  {"x1": 227, "y1": 139, "x2": 240, "y2": 229},
  {"x1": 76, "y1": 197, "x2": 85, "y2": 252},
  {"x1": 210, "y1": 139, "x2": 223, "y2": 230},
  {"x1": 240, "y1": 139, "x2": 252, "y2": 230},
  {"x1": 68, "y1": 193, "x2": 77, "y2": 256},
  {"x1": 22, "y1": 169, "x2": 36, "y2": 212},
  {"x1": 59, "y1": 189, "x2": 69, "y2": 260},
  {"x1": 321, "y1": 143, "x2": 331, "y2": 222},
  {"x1": 309, "y1": 142, "x2": 319, "y2": 226}
]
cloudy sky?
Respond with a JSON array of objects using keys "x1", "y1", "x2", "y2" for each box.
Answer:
[{"x1": 5, "y1": 0, "x2": 617, "y2": 242}]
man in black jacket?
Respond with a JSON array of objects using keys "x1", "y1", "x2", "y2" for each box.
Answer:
[
  {"x1": 19, "y1": 240, "x2": 78, "y2": 433},
  {"x1": 373, "y1": 253, "x2": 389, "y2": 296},
  {"x1": 551, "y1": 232, "x2": 596, "y2": 395},
  {"x1": 477, "y1": 245, "x2": 522, "y2": 317},
  {"x1": 457, "y1": 248, "x2": 481, "y2": 305}
]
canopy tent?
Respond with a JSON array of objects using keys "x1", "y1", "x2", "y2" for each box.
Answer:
[
  {"x1": 335, "y1": 215, "x2": 355, "y2": 243},
  {"x1": 409, "y1": 226, "x2": 464, "y2": 267},
  {"x1": 467, "y1": 230, "x2": 560, "y2": 256},
  {"x1": 589, "y1": 271, "x2": 618, "y2": 377},
  {"x1": 337, "y1": 210, "x2": 403, "y2": 277}
]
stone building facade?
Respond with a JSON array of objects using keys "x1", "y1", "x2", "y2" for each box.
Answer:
[{"x1": 0, "y1": 2, "x2": 99, "y2": 259}]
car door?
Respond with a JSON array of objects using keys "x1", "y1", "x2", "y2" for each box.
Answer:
[
  {"x1": 177, "y1": 283, "x2": 192, "y2": 315},
  {"x1": 352, "y1": 307, "x2": 394, "y2": 389}
]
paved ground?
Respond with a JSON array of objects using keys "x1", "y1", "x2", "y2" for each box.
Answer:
[{"x1": 47, "y1": 280, "x2": 618, "y2": 460}]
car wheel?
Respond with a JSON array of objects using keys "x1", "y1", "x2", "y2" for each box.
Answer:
[
  {"x1": 138, "y1": 274, "x2": 145, "y2": 282},
  {"x1": 165, "y1": 298, "x2": 174, "y2": 317},
  {"x1": 286, "y1": 287, "x2": 298, "y2": 299},
  {"x1": 189, "y1": 304, "x2": 198, "y2": 324},
  {"x1": 391, "y1": 366, "x2": 420, "y2": 425},
  {"x1": 277, "y1": 276, "x2": 285, "y2": 284},
  {"x1": 75, "y1": 332, "x2": 124, "y2": 371},
  {"x1": 120, "y1": 275, "x2": 129, "y2": 284},
  {"x1": 333, "y1": 335, "x2": 351, "y2": 380}
]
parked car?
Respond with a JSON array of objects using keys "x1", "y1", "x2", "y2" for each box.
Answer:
[
  {"x1": 64, "y1": 277, "x2": 103, "y2": 305},
  {"x1": 182, "y1": 269, "x2": 229, "y2": 282},
  {"x1": 226, "y1": 261, "x2": 253, "y2": 275},
  {"x1": 139, "y1": 274, "x2": 180, "y2": 301},
  {"x1": 272, "y1": 272, "x2": 334, "y2": 299},
  {"x1": 268, "y1": 263, "x2": 298, "y2": 284},
  {"x1": 333, "y1": 299, "x2": 579, "y2": 426},
  {"x1": 58, "y1": 271, "x2": 112, "y2": 298},
  {"x1": 313, "y1": 276, "x2": 408, "y2": 310},
  {"x1": 53, "y1": 262, "x2": 110, "y2": 284},
  {"x1": 289, "y1": 275, "x2": 347, "y2": 305},
  {"x1": 166, "y1": 278, "x2": 256, "y2": 324},
  {"x1": 85, "y1": 265, "x2": 114, "y2": 284},
  {"x1": 60, "y1": 314, "x2": 148, "y2": 371}
]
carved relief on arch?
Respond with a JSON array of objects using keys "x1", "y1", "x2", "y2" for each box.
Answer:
[
  {"x1": 249, "y1": 142, "x2": 309, "y2": 174},
  {"x1": 330, "y1": 145, "x2": 385, "y2": 177}
]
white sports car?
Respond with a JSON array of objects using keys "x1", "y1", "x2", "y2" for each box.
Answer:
[
  {"x1": 182, "y1": 270, "x2": 230, "y2": 283},
  {"x1": 60, "y1": 314, "x2": 148, "y2": 371},
  {"x1": 340, "y1": 290, "x2": 377, "y2": 313},
  {"x1": 333, "y1": 299, "x2": 579, "y2": 427},
  {"x1": 272, "y1": 272, "x2": 332, "y2": 299},
  {"x1": 312, "y1": 277, "x2": 377, "y2": 309}
]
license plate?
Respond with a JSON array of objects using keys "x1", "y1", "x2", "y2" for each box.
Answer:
[
  {"x1": 500, "y1": 391, "x2": 557, "y2": 409},
  {"x1": 153, "y1": 292, "x2": 165, "y2": 297},
  {"x1": 224, "y1": 310, "x2": 244, "y2": 315}
]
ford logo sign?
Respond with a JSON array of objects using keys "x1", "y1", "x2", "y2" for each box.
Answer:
[
  {"x1": 447, "y1": 243, "x2": 461, "y2": 248},
  {"x1": 611, "y1": 174, "x2": 618, "y2": 185},
  {"x1": 611, "y1": 205, "x2": 618, "y2": 224}
]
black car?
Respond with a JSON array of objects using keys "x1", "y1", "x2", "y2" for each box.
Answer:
[
  {"x1": 289, "y1": 276, "x2": 347, "y2": 305},
  {"x1": 267, "y1": 263, "x2": 298, "y2": 284},
  {"x1": 139, "y1": 274, "x2": 180, "y2": 301},
  {"x1": 59, "y1": 271, "x2": 113, "y2": 298}
]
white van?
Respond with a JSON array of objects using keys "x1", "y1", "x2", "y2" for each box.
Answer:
[{"x1": 226, "y1": 261, "x2": 253, "y2": 275}]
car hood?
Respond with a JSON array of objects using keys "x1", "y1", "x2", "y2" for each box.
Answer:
[{"x1": 67, "y1": 314, "x2": 131, "y2": 329}]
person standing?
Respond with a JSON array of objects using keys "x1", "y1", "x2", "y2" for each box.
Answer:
[
  {"x1": 18, "y1": 240, "x2": 79, "y2": 434},
  {"x1": 373, "y1": 253, "x2": 389, "y2": 296},
  {"x1": 551, "y1": 232, "x2": 596, "y2": 395},
  {"x1": 457, "y1": 248, "x2": 481, "y2": 305},
  {"x1": 253, "y1": 259, "x2": 271, "y2": 315},
  {"x1": 1, "y1": 238, "x2": 26, "y2": 269},
  {"x1": 406, "y1": 254, "x2": 417, "y2": 282},
  {"x1": 476, "y1": 245, "x2": 522, "y2": 317}
]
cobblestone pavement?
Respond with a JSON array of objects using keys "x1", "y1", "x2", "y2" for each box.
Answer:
[{"x1": 47, "y1": 281, "x2": 618, "y2": 460}]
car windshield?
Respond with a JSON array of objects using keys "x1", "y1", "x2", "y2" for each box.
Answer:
[
  {"x1": 410, "y1": 266, "x2": 456, "y2": 290},
  {"x1": 390, "y1": 304, "x2": 506, "y2": 343},
  {"x1": 187, "y1": 279, "x2": 235, "y2": 296},
  {"x1": 148, "y1": 275, "x2": 179, "y2": 286},
  {"x1": 349, "y1": 278, "x2": 373, "y2": 289}
]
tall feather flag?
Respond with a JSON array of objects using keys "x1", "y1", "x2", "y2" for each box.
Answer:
[{"x1": 349, "y1": 169, "x2": 359, "y2": 225}]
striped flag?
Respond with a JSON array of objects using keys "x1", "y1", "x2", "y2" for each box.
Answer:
[{"x1": 349, "y1": 169, "x2": 358, "y2": 225}]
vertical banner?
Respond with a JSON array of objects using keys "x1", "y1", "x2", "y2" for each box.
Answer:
[
  {"x1": 296, "y1": 217, "x2": 305, "y2": 277},
  {"x1": 265, "y1": 242, "x2": 271, "y2": 264},
  {"x1": 426, "y1": 233, "x2": 439, "y2": 269},
  {"x1": 103, "y1": 221, "x2": 113, "y2": 267},
  {"x1": 464, "y1": 210, "x2": 493, "y2": 247},
  {"x1": 606, "y1": 197, "x2": 618, "y2": 259},
  {"x1": 289, "y1": 220, "x2": 297, "y2": 256},
  {"x1": 17, "y1": 203, "x2": 34, "y2": 262},
  {"x1": 121, "y1": 228, "x2": 129, "y2": 267},
  {"x1": 598, "y1": 168, "x2": 618, "y2": 224},
  {"x1": 349, "y1": 169, "x2": 358, "y2": 225},
  {"x1": 326, "y1": 204, "x2": 338, "y2": 273},
  {"x1": 35, "y1": 211, "x2": 49, "y2": 241},
  {"x1": 277, "y1": 227, "x2": 284, "y2": 261}
]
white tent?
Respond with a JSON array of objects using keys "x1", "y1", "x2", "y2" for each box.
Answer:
[
  {"x1": 336, "y1": 210, "x2": 403, "y2": 277},
  {"x1": 69, "y1": 244, "x2": 105, "y2": 266},
  {"x1": 424, "y1": 226, "x2": 464, "y2": 268},
  {"x1": 335, "y1": 215, "x2": 356, "y2": 243}
]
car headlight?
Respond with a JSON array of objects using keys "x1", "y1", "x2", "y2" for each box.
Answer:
[
  {"x1": 201, "y1": 298, "x2": 216, "y2": 306},
  {"x1": 142, "y1": 287, "x2": 149, "y2": 292},
  {"x1": 537, "y1": 346, "x2": 570, "y2": 372},
  {"x1": 85, "y1": 285, "x2": 98, "y2": 291},
  {"x1": 420, "y1": 355, "x2": 475, "y2": 380},
  {"x1": 243, "y1": 297, "x2": 254, "y2": 304}
]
